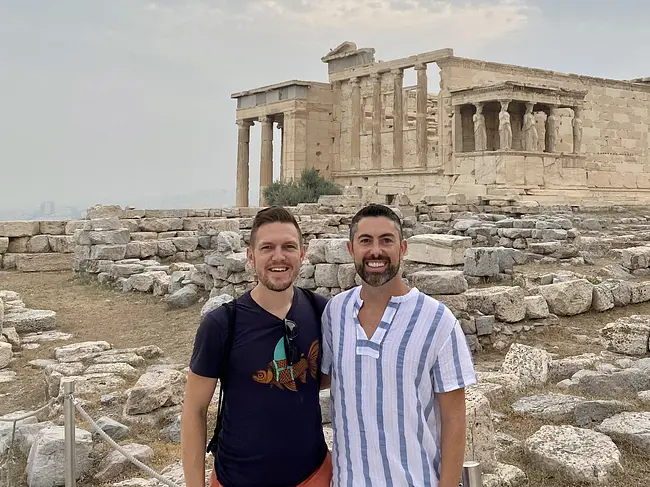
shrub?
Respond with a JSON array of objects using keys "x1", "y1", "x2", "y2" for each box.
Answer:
[{"x1": 263, "y1": 168, "x2": 341, "y2": 206}]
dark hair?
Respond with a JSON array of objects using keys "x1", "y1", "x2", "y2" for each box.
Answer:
[
  {"x1": 249, "y1": 206, "x2": 302, "y2": 247},
  {"x1": 349, "y1": 204, "x2": 403, "y2": 241}
]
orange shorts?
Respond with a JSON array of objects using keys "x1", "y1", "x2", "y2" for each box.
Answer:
[{"x1": 209, "y1": 451, "x2": 332, "y2": 487}]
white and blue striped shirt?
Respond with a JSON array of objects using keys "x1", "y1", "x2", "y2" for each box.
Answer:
[{"x1": 321, "y1": 286, "x2": 477, "y2": 487}]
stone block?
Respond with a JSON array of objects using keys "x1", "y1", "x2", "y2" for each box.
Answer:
[
  {"x1": 464, "y1": 248, "x2": 501, "y2": 277},
  {"x1": 0, "y1": 221, "x2": 40, "y2": 237},
  {"x1": 75, "y1": 229, "x2": 131, "y2": 246},
  {"x1": 26, "y1": 235, "x2": 51, "y2": 253},
  {"x1": 196, "y1": 219, "x2": 240, "y2": 236},
  {"x1": 411, "y1": 270, "x2": 468, "y2": 295},
  {"x1": 324, "y1": 239, "x2": 353, "y2": 264},
  {"x1": 8, "y1": 237, "x2": 28, "y2": 253},
  {"x1": 306, "y1": 239, "x2": 328, "y2": 264},
  {"x1": 37, "y1": 221, "x2": 65, "y2": 235},
  {"x1": 538, "y1": 279, "x2": 593, "y2": 316},
  {"x1": 314, "y1": 264, "x2": 339, "y2": 287},
  {"x1": 48, "y1": 236, "x2": 74, "y2": 253},
  {"x1": 337, "y1": 264, "x2": 357, "y2": 290},
  {"x1": 82, "y1": 218, "x2": 122, "y2": 231},
  {"x1": 405, "y1": 234, "x2": 472, "y2": 266},
  {"x1": 525, "y1": 296, "x2": 550, "y2": 319},
  {"x1": 0, "y1": 237, "x2": 8, "y2": 254},
  {"x1": 620, "y1": 246, "x2": 650, "y2": 270},
  {"x1": 465, "y1": 286, "x2": 526, "y2": 323},
  {"x1": 90, "y1": 245, "x2": 127, "y2": 261},
  {"x1": 15, "y1": 254, "x2": 73, "y2": 272}
]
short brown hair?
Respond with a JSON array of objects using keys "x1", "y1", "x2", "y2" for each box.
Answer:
[{"x1": 249, "y1": 206, "x2": 302, "y2": 247}]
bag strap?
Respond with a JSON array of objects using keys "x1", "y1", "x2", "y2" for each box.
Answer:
[
  {"x1": 206, "y1": 298, "x2": 236, "y2": 455},
  {"x1": 301, "y1": 288, "x2": 326, "y2": 388}
]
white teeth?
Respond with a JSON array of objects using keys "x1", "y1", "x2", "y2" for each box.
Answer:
[
  {"x1": 270, "y1": 267, "x2": 288, "y2": 272},
  {"x1": 367, "y1": 261, "x2": 386, "y2": 268}
]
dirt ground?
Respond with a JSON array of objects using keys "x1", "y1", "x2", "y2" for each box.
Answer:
[{"x1": 2, "y1": 269, "x2": 650, "y2": 486}]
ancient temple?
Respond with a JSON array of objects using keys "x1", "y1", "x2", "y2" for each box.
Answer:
[{"x1": 231, "y1": 42, "x2": 650, "y2": 206}]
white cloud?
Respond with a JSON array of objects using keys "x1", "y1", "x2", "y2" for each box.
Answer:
[{"x1": 249, "y1": 0, "x2": 532, "y2": 43}]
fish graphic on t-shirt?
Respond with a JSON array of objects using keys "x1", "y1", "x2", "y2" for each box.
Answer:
[{"x1": 253, "y1": 339, "x2": 319, "y2": 391}]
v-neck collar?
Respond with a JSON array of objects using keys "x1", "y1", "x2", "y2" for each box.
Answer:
[{"x1": 351, "y1": 286, "x2": 419, "y2": 359}]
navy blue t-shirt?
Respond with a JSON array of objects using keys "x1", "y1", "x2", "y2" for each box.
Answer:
[{"x1": 189, "y1": 287, "x2": 329, "y2": 487}]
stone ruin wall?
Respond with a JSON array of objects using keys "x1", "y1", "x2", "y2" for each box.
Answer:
[{"x1": 4, "y1": 196, "x2": 645, "y2": 356}]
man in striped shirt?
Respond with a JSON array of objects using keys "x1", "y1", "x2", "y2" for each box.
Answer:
[{"x1": 320, "y1": 204, "x2": 477, "y2": 487}]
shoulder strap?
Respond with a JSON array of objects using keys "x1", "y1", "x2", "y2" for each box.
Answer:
[
  {"x1": 299, "y1": 288, "x2": 326, "y2": 388},
  {"x1": 206, "y1": 298, "x2": 236, "y2": 455}
]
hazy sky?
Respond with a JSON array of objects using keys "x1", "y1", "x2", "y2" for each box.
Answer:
[{"x1": 1, "y1": 0, "x2": 649, "y2": 211}]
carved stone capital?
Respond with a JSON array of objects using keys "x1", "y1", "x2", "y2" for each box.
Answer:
[
  {"x1": 391, "y1": 68, "x2": 403, "y2": 77},
  {"x1": 370, "y1": 72, "x2": 381, "y2": 82},
  {"x1": 259, "y1": 115, "x2": 273, "y2": 124},
  {"x1": 414, "y1": 63, "x2": 427, "y2": 71},
  {"x1": 349, "y1": 77, "x2": 359, "y2": 87},
  {"x1": 236, "y1": 119, "x2": 254, "y2": 128}
]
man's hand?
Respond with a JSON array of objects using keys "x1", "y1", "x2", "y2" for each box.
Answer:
[
  {"x1": 181, "y1": 371, "x2": 218, "y2": 487},
  {"x1": 437, "y1": 388, "x2": 467, "y2": 487}
]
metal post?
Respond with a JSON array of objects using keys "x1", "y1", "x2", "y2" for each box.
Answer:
[
  {"x1": 63, "y1": 381, "x2": 76, "y2": 487},
  {"x1": 461, "y1": 461, "x2": 482, "y2": 487}
]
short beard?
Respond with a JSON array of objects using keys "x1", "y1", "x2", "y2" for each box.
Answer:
[
  {"x1": 355, "y1": 257, "x2": 400, "y2": 288},
  {"x1": 257, "y1": 270, "x2": 297, "y2": 292}
]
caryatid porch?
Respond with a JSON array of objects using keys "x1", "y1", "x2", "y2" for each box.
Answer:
[{"x1": 449, "y1": 82, "x2": 589, "y2": 190}]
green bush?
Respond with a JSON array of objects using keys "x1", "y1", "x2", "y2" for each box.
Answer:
[{"x1": 263, "y1": 168, "x2": 341, "y2": 206}]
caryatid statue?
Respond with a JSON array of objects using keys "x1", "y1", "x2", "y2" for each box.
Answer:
[
  {"x1": 473, "y1": 102, "x2": 487, "y2": 151},
  {"x1": 523, "y1": 102, "x2": 538, "y2": 151},
  {"x1": 547, "y1": 106, "x2": 560, "y2": 152},
  {"x1": 498, "y1": 100, "x2": 512, "y2": 150},
  {"x1": 572, "y1": 106, "x2": 583, "y2": 153}
]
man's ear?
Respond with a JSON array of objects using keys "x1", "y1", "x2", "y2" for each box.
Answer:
[
  {"x1": 247, "y1": 246, "x2": 254, "y2": 267},
  {"x1": 347, "y1": 240, "x2": 353, "y2": 257}
]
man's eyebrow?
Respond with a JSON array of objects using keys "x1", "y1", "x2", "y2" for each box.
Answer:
[{"x1": 357, "y1": 233, "x2": 396, "y2": 239}]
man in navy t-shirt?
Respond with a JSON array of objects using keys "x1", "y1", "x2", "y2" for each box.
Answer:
[{"x1": 181, "y1": 206, "x2": 331, "y2": 487}]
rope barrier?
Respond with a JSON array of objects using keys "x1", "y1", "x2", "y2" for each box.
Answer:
[{"x1": 71, "y1": 395, "x2": 182, "y2": 487}]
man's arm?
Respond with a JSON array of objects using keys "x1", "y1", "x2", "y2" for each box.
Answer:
[
  {"x1": 437, "y1": 388, "x2": 467, "y2": 487},
  {"x1": 181, "y1": 371, "x2": 218, "y2": 487},
  {"x1": 319, "y1": 374, "x2": 331, "y2": 390}
]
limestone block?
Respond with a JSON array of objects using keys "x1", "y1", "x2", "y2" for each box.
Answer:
[
  {"x1": 600, "y1": 315, "x2": 650, "y2": 356},
  {"x1": 75, "y1": 229, "x2": 131, "y2": 246},
  {"x1": 500, "y1": 343, "x2": 552, "y2": 387},
  {"x1": 512, "y1": 394, "x2": 587, "y2": 422},
  {"x1": 124, "y1": 242, "x2": 141, "y2": 259},
  {"x1": 95, "y1": 443, "x2": 154, "y2": 482},
  {"x1": 172, "y1": 237, "x2": 199, "y2": 252},
  {"x1": 620, "y1": 246, "x2": 650, "y2": 270},
  {"x1": 314, "y1": 264, "x2": 339, "y2": 287},
  {"x1": 411, "y1": 270, "x2": 468, "y2": 295},
  {"x1": 90, "y1": 245, "x2": 127, "y2": 261},
  {"x1": 0, "y1": 221, "x2": 40, "y2": 237},
  {"x1": 629, "y1": 281, "x2": 650, "y2": 304},
  {"x1": 524, "y1": 295, "x2": 550, "y2": 319},
  {"x1": 0, "y1": 342, "x2": 12, "y2": 369},
  {"x1": 405, "y1": 234, "x2": 472, "y2": 266},
  {"x1": 433, "y1": 294, "x2": 468, "y2": 317},
  {"x1": 337, "y1": 264, "x2": 357, "y2": 290},
  {"x1": 140, "y1": 241, "x2": 158, "y2": 258},
  {"x1": 324, "y1": 239, "x2": 353, "y2": 264},
  {"x1": 24, "y1": 235, "x2": 50, "y2": 253},
  {"x1": 464, "y1": 248, "x2": 500, "y2": 277},
  {"x1": 138, "y1": 218, "x2": 183, "y2": 233},
  {"x1": 3, "y1": 309, "x2": 56, "y2": 333},
  {"x1": 8, "y1": 237, "x2": 28, "y2": 253},
  {"x1": 124, "y1": 367, "x2": 186, "y2": 415},
  {"x1": 196, "y1": 219, "x2": 240, "y2": 235},
  {"x1": 55, "y1": 341, "x2": 111, "y2": 362},
  {"x1": 538, "y1": 279, "x2": 593, "y2": 316},
  {"x1": 464, "y1": 389, "x2": 496, "y2": 471},
  {"x1": 82, "y1": 218, "x2": 122, "y2": 231},
  {"x1": 15, "y1": 254, "x2": 73, "y2": 272},
  {"x1": 39, "y1": 221, "x2": 66, "y2": 235},
  {"x1": 523, "y1": 425, "x2": 622, "y2": 484},
  {"x1": 130, "y1": 232, "x2": 158, "y2": 241},
  {"x1": 549, "y1": 353, "x2": 601, "y2": 382},
  {"x1": 0, "y1": 237, "x2": 7, "y2": 254},
  {"x1": 306, "y1": 239, "x2": 328, "y2": 264},
  {"x1": 26, "y1": 426, "x2": 93, "y2": 487},
  {"x1": 48, "y1": 235, "x2": 74, "y2": 253},
  {"x1": 465, "y1": 286, "x2": 526, "y2": 323},
  {"x1": 597, "y1": 412, "x2": 650, "y2": 454}
]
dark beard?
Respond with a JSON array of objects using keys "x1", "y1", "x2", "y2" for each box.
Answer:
[{"x1": 355, "y1": 257, "x2": 400, "y2": 288}]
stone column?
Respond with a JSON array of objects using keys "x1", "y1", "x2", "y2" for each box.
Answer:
[
  {"x1": 498, "y1": 100, "x2": 512, "y2": 150},
  {"x1": 572, "y1": 106, "x2": 583, "y2": 153},
  {"x1": 350, "y1": 77, "x2": 361, "y2": 170},
  {"x1": 259, "y1": 116, "x2": 274, "y2": 207},
  {"x1": 277, "y1": 119, "x2": 285, "y2": 182},
  {"x1": 371, "y1": 73, "x2": 382, "y2": 169},
  {"x1": 392, "y1": 68, "x2": 404, "y2": 168},
  {"x1": 473, "y1": 102, "x2": 487, "y2": 151},
  {"x1": 415, "y1": 63, "x2": 428, "y2": 167},
  {"x1": 236, "y1": 120, "x2": 253, "y2": 207},
  {"x1": 332, "y1": 81, "x2": 342, "y2": 173}
]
